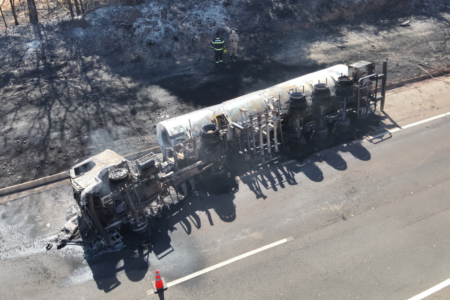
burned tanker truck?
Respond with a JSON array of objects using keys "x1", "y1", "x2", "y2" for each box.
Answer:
[{"x1": 70, "y1": 61, "x2": 388, "y2": 244}]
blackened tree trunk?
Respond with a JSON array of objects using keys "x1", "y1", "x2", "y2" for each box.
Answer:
[
  {"x1": 78, "y1": 0, "x2": 84, "y2": 14},
  {"x1": 67, "y1": 0, "x2": 74, "y2": 19},
  {"x1": 0, "y1": 7, "x2": 7, "y2": 28},
  {"x1": 27, "y1": 0, "x2": 39, "y2": 25},
  {"x1": 73, "y1": 0, "x2": 81, "y2": 15},
  {"x1": 9, "y1": 0, "x2": 19, "y2": 25}
]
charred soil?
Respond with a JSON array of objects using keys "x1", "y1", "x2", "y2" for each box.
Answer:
[{"x1": 1, "y1": 0, "x2": 450, "y2": 188}]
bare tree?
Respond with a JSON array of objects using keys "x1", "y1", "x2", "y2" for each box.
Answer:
[
  {"x1": 74, "y1": 0, "x2": 81, "y2": 15},
  {"x1": 0, "y1": 7, "x2": 7, "y2": 28},
  {"x1": 9, "y1": 0, "x2": 19, "y2": 25},
  {"x1": 67, "y1": 0, "x2": 74, "y2": 19},
  {"x1": 78, "y1": 0, "x2": 84, "y2": 14},
  {"x1": 27, "y1": 0, "x2": 39, "y2": 24}
]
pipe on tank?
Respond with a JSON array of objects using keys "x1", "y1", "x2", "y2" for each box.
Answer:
[
  {"x1": 249, "y1": 113, "x2": 256, "y2": 154},
  {"x1": 258, "y1": 113, "x2": 264, "y2": 163},
  {"x1": 272, "y1": 109, "x2": 279, "y2": 153},
  {"x1": 265, "y1": 110, "x2": 271, "y2": 159},
  {"x1": 381, "y1": 60, "x2": 388, "y2": 111}
]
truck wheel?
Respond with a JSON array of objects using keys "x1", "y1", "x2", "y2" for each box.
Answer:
[
  {"x1": 336, "y1": 118, "x2": 351, "y2": 132},
  {"x1": 201, "y1": 124, "x2": 220, "y2": 144},
  {"x1": 315, "y1": 127, "x2": 329, "y2": 140}
]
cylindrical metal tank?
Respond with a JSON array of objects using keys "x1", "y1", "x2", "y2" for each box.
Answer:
[{"x1": 157, "y1": 64, "x2": 348, "y2": 152}]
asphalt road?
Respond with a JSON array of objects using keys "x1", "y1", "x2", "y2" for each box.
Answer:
[
  {"x1": 143, "y1": 114, "x2": 450, "y2": 300},
  {"x1": 0, "y1": 107, "x2": 449, "y2": 300}
]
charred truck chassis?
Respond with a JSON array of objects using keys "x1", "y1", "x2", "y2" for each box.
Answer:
[{"x1": 70, "y1": 61, "x2": 388, "y2": 245}]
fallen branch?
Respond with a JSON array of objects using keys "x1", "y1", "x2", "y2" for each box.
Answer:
[{"x1": 417, "y1": 63, "x2": 450, "y2": 85}]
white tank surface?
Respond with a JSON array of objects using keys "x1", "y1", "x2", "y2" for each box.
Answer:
[{"x1": 157, "y1": 64, "x2": 348, "y2": 150}]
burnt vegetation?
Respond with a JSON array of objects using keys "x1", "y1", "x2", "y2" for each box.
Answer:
[{"x1": 0, "y1": 0, "x2": 450, "y2": 189}]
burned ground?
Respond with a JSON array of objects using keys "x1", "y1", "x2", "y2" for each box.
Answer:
[{"x1": 1, "y1": 0, "x2": 450, "y2": 188}]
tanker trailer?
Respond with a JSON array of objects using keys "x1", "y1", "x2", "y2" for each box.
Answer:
[
  {"x1": 69, "y1": 60, "x2": 387, "y2": 245},
  {"x1": 156, "y1": 60, "x2": 387, "y2": 167}
]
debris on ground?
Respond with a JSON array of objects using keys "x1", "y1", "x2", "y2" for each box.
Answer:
[
  {"x1": 57, "y1": 216, "x2": 79, "y2": 249},
  {"x1": 400, "y1": 20, "x2": 411, "y2": 26}
]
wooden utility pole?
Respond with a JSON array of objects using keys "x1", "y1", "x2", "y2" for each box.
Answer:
[
  {"x1": 9, "y1": 0, "x2": 19, "y2": 25},
  {"x1": 0, "y1": 7, "x2": 7, "y2": 28},
  {"x1": 27, "y1": 0, "x2": 39, "y2": 25}
]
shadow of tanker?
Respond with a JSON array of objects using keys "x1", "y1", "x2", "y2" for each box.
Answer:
[{"x1": 238, "y1": 113, "x2": 376, "y2": 199}]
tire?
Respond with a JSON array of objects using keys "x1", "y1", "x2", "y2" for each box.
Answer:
[
  {"x1": 201, "y1": 124, "x2": 220, "y2": 144},
  {"x1": 313, "y1": 83, "x2": 331, "y2": 96},
  {"x1": 289, "y1": 92, "x2": 307, "y2": 112},
  {"x1": 289, "y1": 136, "x2": 307, "y2": 147},
  {"x1": 314, "y1": 127, "x2": 329, "y2": 140},
  {"x1": 201, "y1": 124, "x2": 219, "y2": 136},
  {"x1": 108, "y1": 168, "x2": 129, "y2": 182},
  {"x1": 290, "y1": 102, "x2": 308, "y2": 112},
  {"x1": 336, "y1": 118, "x2": 351, "y2": 132}
]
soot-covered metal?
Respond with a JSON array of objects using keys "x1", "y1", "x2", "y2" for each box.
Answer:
[{"x1": 69, "y1": 60, "x2": 387, "y2": 245}]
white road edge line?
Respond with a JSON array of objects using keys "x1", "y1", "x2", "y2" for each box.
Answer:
[
  {"x1": 366, "y1": 111, "x2": 450, "y2": 141},
  {"x1": 407, "y1": 278, "x2": 450, "y2": 300},
  {"x1": 147, "y1": 237, "x2": 292, "y2": 294},
  {"x1": 167, "y1": 237, "x2": 291, "y2": 287}
]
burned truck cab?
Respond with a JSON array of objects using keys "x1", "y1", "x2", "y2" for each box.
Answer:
[{"x1": 69, "y1": 150, "x2": 167, "y2": 245}]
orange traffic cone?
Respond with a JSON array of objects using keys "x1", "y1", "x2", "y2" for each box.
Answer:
[{"x1": 152, "y1": 269, "x2": 167, "y2": 293}]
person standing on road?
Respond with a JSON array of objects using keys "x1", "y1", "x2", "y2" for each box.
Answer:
[
  {"x1": 211, "y1": 36, "x2": 226, "y2": 64},
  {"x1": 228, "y1": 30, "x2": 239, "y2": 61}
]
